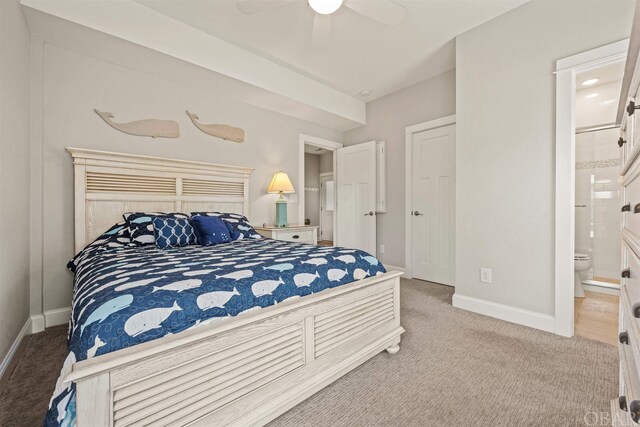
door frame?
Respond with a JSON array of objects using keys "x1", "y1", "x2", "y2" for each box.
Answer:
[
  {"x1": 554, "y1": 39, "x2": 628, "y2": 337},
  {"x1": 319, "y1": 171, "x2": 334, "y2": 243},
  {"x1": 404, "y1": 115, "x2": 456, "y2": 279},
  {"x1": 298, "y1": 134, "x2": 342, "y2": 241}
]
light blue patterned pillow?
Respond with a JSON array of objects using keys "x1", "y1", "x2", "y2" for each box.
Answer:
[{"x1": 152, "y1": 217, "x2": 196, "y2": 249}]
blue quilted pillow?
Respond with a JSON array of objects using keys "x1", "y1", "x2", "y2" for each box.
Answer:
[
  {"x1": 190, "y1": 212, "x2": 262, "y2": 241},
  {"x1": 192, "y1": 215, "x2": 231, "y2": 246},
  {"x1": 152, "y1": 217, "x2": 196, "y2": 249},
  {"x1": 124, "y1": 212, "x2": 190, "y2": 245}
]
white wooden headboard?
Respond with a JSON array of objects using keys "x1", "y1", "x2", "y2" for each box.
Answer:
[{"x1": 67, "y1": 148, "x2": 253, "y2": 251}]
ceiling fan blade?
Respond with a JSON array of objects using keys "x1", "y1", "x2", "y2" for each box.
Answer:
[
  {"x1": 343, "y1": 0, "x2": 406, "y2": 26},
  {"x1": 235, "y1": 0, "x2": 297, "y2": 15},
  {"x1": 311, "y1": 13, "x2": 332, "y2": 50}
]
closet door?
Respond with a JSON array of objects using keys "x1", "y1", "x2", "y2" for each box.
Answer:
[{"x1": 410, "y1": 124, "x2": 456, "y2": 285}]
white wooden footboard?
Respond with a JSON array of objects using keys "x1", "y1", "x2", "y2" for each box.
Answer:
[{"x1": 66, "y1": 271, "x2": 404, "y2": 427}]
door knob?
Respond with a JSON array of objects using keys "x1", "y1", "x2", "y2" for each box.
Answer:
[
  {"x1": 413, "y1": 211, "x2": 424, "y2": 216},
  {"x1": 364, "y1": 211, "x2": 374, "y2": 216},
  {"x1": 620, "y1": 331, "x2": 630, "y2": 345}
]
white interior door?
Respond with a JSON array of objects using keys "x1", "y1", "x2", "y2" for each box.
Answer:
[
  {"x1": 411, "y1": 125, "x2": 455, "y2": 284},
  {"x1": 336, "y1": 141, "x2": 377, "y2": 255},
  {"x1": 320, "y1": 173, "x2": 334, "y2": 242}
]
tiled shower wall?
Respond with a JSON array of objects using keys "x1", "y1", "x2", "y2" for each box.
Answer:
[{"x1": 575, "y1": 127, "x2": 620, "y2": 281}]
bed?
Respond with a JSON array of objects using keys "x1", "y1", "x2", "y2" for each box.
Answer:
[{"x1": 46, "y1": 148, "x2": 404, "y2": 427}]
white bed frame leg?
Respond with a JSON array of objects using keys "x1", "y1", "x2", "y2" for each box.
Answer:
[{"x1": 385, "y1": 344, "x2": 400, "y2": 355}]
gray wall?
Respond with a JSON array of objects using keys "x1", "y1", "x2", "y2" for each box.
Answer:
[
  {"x1": 34, "y1": 41, "x2": 342, "y2": 312},
  {"x1": 0, "y1": 0, "x2": 31, "y2": 361},
  {"x1": 455, "y1": 0, "x2": 633, "y2": 315},
  {"x1": 344, "y1": 70, "x2": 456, "y2": 267},
  {"x1": 304, "y1": 153, "x2": 321, "y2": 226},
  {"x1": 320, "y1": 152, "x2": 333, "y2": 174}
]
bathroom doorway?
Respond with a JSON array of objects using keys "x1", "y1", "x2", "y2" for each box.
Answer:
[
  {"x1": 298, "y1": 134, "x2": 342, "y2": 246},
  {"x1": 303, "y1": 144, "x2": 334, "y2": 246},
  {"x1": 572, "y1": 60, "x2": 624, "y2": 345}
]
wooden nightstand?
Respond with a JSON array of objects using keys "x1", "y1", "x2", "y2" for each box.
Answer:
[{"x1": 255, "y1": 225, "x2": 318, "y2": 245}]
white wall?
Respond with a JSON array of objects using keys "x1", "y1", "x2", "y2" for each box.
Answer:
[
  {"x1": 0, "y1": 0, "x2": 31, "y2": 362},
  {"x1": 304, "y1": 153, "x2": 321, "y2": 226},
  {"x1": 344, "y1": 70, "x2": 456, "y2": 267},
  {"x1": 455, "y1": 0, "x2": 633, "y2": 316},
  {"x1": 33, "y1": 40, "x2": 342, "y2": 313}
]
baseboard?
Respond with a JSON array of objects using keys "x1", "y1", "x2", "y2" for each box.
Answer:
[
  {"x1": 583, "y1": 283, "x2": 620, "y2": 296},
  {"x1": 452, "y1": 293, "x2": 556, "y2": 333},
  {"x1": 45, "y1": 307, "x2": 71, "y2": 327},
  {"x1": 31, "y1": 314, "x2": 45, "y2": 334},
  {"x1": 0, "y1": 317, "x2": 32, "y2": 380},
  {"x1": 385, "y1": 264, "x2": 406, "y2": 275}
]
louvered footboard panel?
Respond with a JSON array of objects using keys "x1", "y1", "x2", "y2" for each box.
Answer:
[
  {"x1": 314, "y1": 288, "x2": 395, "y2": 358},
  {"x1": 111, "y1": 323, "x2": 304, "y2": 427},
  {"x1": 70, "y1": 272, "x2": 404, "y2": 427}
]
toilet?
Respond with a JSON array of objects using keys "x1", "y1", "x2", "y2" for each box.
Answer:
[{"x1": 574, "y1": 252, "x2": 591, "y2": 298}]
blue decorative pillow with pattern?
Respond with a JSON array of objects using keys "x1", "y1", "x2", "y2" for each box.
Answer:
[
  {"x1": 123, "y1": 212, "x2": 190, "y2": 245},
  {"x1": 67, "y1": 221, "x2": 134, "y2": 273},
  {"x1": 191, "y1": 215, "x2": 231, "y2": 246},
  {"x1": 152, "y1": 217, "x2": 196, "y2": 249},
  {"x1": 191, "y1": 212, "x2": 262, "y2": 241}
]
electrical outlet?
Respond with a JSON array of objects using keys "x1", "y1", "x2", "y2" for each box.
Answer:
[
  {"x1": 480, "y1": 267, "x2": 492, "y2": 283},
  {"x1": 379, "y1": 244, "x2": 385, "y2": 254}
]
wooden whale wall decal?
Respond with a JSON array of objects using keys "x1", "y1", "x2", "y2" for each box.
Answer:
[
  {"x1": 186, "y1": 110, "x2": 245, "y2": 143},
  {"x1": 95, "y1": 110, "x2": 180, "y2": 138}
]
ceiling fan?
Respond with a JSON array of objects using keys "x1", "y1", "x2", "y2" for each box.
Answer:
[{"x1": 235, "y1": 0, "x2": 407, "y2": 50}]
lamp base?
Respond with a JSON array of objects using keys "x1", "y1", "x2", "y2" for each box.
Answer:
[{"x1": 275, "y1": 199, "x2": 288, "y2": 227}]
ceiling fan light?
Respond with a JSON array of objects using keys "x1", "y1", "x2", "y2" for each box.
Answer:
[{"x1": 309, "y1": 0, "x2": 343, "y2": 15}]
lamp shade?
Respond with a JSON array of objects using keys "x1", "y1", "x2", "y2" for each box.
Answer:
[{"x1": 267, "y1": 172, "x2": 295, "y2": 194}]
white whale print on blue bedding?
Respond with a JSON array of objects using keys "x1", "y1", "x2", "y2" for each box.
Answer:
[{"x1": 44, "y1": 234, "x2": 385, "y2": 426}]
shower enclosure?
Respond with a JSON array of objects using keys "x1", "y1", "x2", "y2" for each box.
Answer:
[{"x1": 575, "y1": 127, "x2": 620, "y2": 286}]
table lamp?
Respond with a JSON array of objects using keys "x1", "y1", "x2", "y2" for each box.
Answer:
[{"x1": 267, "y1": 171, "x2": 295, "y2": 227}]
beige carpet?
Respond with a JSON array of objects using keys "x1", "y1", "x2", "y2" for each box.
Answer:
[{"x1": 0, "y1": 279, "x2": 617, "y2": 426}]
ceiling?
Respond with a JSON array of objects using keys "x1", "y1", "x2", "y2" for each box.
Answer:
[
  {"x1": 304, "y1": 144, "x2": 332, "y2": 155},
  {"x1": 576, "y1": 61, "x2": 625, "y2": 90},
  {"x1": 136, "y1": 0, "x2": 529, "y2": 101},
  {"x1": 23, "y1": 0, "x2": 528, "y2": 129}
]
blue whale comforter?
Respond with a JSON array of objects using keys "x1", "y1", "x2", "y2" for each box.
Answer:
[{"x1": 44, "y1": 231, "x2": 385, "y2": 426}]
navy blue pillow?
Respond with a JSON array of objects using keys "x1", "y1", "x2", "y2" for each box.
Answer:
[
  {"x1": 67, "y1": 221, "x2": 134, "y2": 273},
  {"x1": 223, "y1": 221, "x2": 241, "y2": 241},
  {"x1": 192, "y1": 215, "x2": 232, "y2": 246},
  {"x1": 152, "y1": 217, "x2": 196, "y2": 249},
  {"x1": 190, "y1": 212, "x2": 261, "y2": 241}
]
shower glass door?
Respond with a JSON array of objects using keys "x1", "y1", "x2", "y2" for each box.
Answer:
[{"x1": 575, "y1": 127, "x2": 620, "y2": 285}]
